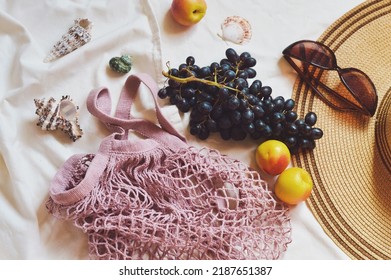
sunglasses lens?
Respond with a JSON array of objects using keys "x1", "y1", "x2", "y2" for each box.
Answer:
[
  {"x1": 340, "y1": 68, "x2": 378, "y2": 116},
  {"x1": 284, "y1": 41, "x2": 337, "y2": 69}
]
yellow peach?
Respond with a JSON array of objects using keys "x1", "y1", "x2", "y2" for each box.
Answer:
[{"x1": 274, "y1": 167, "x2": 313, "y2": 205}]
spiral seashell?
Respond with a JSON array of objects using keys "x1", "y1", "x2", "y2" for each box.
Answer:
[
  {"x1": 34, "y1": 95, "x2": 83, "y2": 141},
  {"x1": 109, "y1": 54, "x2": 132, "y2": 74},
  {"x1": 219, "y1": 16, "x2": 252, "y2": 45},
  {"x1": 44, "y1": 18, "x2": 93, "y2": 63}
]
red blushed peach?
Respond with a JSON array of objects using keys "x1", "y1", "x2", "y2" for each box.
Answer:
[
  {"x1": 170, "y1": 0, "x2": 207, "y2": 27},
  {"x1": 255, "y1": 140, "x2": 291, "y2": 176}
]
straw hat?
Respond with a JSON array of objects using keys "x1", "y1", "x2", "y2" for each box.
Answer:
[{"x1": 291, "y1": 0, "x2": 391, "y2": 259}]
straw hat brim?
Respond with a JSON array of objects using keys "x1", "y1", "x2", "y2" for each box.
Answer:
[{"x1": 291, "y1": 0, "x2": 391, "y2": 259}]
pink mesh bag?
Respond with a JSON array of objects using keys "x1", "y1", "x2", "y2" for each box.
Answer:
[{"x1": 46, "y1": 73, "x2": 292, "y2": 260}]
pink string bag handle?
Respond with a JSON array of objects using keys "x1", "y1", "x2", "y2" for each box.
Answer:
[
  {"x1": 87, "y1": 73, "x2": 186, "y2": 148},
  {"x1": 47, "y1": 73, "x2": 292, "y2": 260}
]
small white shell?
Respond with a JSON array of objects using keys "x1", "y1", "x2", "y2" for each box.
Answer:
[
  {"x1": 44, "y1": 18, "x2": 93, "y2": 63},
  {"x1": 34, "y1": 95, "x2": 83, "y2": 141},
  {"x1": 220, "y1": 16, "x2": 252, "y2": 45}
]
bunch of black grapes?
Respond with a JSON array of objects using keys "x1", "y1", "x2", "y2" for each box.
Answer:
[{"x1": 158, "y1": 48, "x2": 323, "y2": 154}]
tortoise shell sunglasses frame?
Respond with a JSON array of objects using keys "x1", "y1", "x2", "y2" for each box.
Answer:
[{"x1": 282, "y1": 40, "x2": 378, "y2": 117}]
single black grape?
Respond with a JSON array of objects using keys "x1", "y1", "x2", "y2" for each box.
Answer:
[
  {"x1": 262, "y1": 125, "x2": 273, "y2": 138},
  {"x1": 310, "y1": 127, "x2": 323, "y2": 140},
  {"x1": 168, "y1": 68, "x2": 179, "y2": 76},
  {"x1": 299, "y1": 123, "x2": 312, "y2": 137},
  {"x1": 226, "y1": 96, "x2": 240, "y2": 110},
  {"x1": 224, "y1": 70, "x2": 236, "y2": 82},
  {"x1": 250, "y1": 80, "x2": 262, "y2": 95},
  {"x1": 243, "y1": 122, "x2": 255, "y2": 134},
  {"x1": 237, "y1": 70, "x2": 249, "y2": 79},
  {"x1": 186, "y1": 56, "x2": 195, "y2": 66},
  {"x1": 295, "y1": 119, "x2": 305, "y2": 128},
  {"x1": 260, "y1": 86, "x2": 272, "y2": 98},
  {"x1": 284, "y1": 99, "x2": 295, "y2": 110},
  {"x1": 238, "y1": 98, "x2": 249, "y2": 112},
  {"x1": 177, "y1": 98, "x2": 191, "y2": 112},
  {"x1": 158, "y1": 88, "x2": 168, "y2": 99},
  {"x1": 225, "y1": 48, "x2": 239, "y2": 63},
  {"x1": 245, "y1": 68, "x2": 257, "y2": 79},
  {"x1": 271, "y1": 123, "x2": 283, "y2": 137},
  {"x1": 284, "y1": 136, "x2": 297, "y2": 148},
  {"x1": 210, "y1": 62, "x2": 219, "y2": 72},
  {"x1": 189, "y1": 123, "x2": 201, "y2": 135},
  {"x1": 245, "y1": 94, "x2": 256, "y2": 105},
  {"x1": 263, "y1": 99, "x2": 275, "y2": 114},
  {"x1": 273, "y1": 98, "x2": 285, "y2": 112},
  {"x1": 244, "y1": 57, "x2": 256, "y2": 68},
  {"x1": 241, "y1": 109, "x2": 254, "y2": 124},
  {"x1": 299, "y1": 138, "x2": 311, "y2": 149},
  {"x1": 239, "y1": 51, "x2": 251, "y2": 61},
  {"x1": 199, "y1": 66, "x2": 212, "y2": 78},
  {"x1": 240, "y1": 87, "x2": 250, "y2": 96},
  {"x1": 198, "y1": 126, "x2": 210, "y2": 140},
  {"x1": 190, "y1": 64, "x2": 200, "y2": 73},
  {"x1": 285, "y1": 122, "x2": 298, "y2": 135},
  {"x1": 253, "y1": 105, "x2": 265, "y2": 118},
  {"x1": 179, "y1": 63, "x2": 187, "y2": 70},
  {"x1": 254, "y1": 119, "x2": 267, "y2": 132},
  {"x1": 205, "y1": 85, "x2": 219, "y2": 95},
  {"x1": 197, "y1": 101, "x2": 213, "y2": 115},
  {"x1": 271, "y1": 112, "x2": 285, "y2": 124},
  {"x1": 181, "y1": 87, "x2": 195, "y2": 98},
  {"x1": 219, "y1": 63, "x2": 231, "y2": 73},
  {"x1": 285, "y1": 110, "x2": 298, "y2": 122},
  {"x1": 234, "y1": 78, "x2": 247, "y2": 90},
  {"x1": 305, "y1": 112, "x2": 317, "y2": 126}
]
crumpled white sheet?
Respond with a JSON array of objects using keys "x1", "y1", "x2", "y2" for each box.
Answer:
[{"x1": 0, "y1": 0, "x2": 363, "y2": 259}]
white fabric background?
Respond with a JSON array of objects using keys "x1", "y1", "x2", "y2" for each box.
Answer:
[{"x1": 0, "y1": 0, "x2": 363, "y2": 259}]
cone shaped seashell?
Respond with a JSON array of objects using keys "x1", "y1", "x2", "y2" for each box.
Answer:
[
  {"x1": 220, "y1": 16, "x2": 252, "y2": 45},
  {"x1": 44, "y1": 18, "x2": 92, "y2": 63},
  {"x1": 34, "y1": 95, "x2": 83, "y2": 141}
]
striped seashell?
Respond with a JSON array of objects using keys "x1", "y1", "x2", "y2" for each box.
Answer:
[
  {"x1": 44, "y1": 18, "x2": 93, "y2": 63},
  {"x1": 109, "y1": 54, "x2": 132, "y2": 74},
  {"x1": 220, "y1": 16, "x2": 252, "y2": 45},
  {"x1": 34, "y1": 95, "x2": 83, "y2": 141}
]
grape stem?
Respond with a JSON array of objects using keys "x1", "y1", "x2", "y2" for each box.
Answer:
[{"x1": 162, "y1": 69, "x2": 241, "y2": 93}]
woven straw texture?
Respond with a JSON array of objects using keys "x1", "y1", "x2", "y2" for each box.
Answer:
[{"x1": 292, "y1": 0, "x2": 391, "y2": 259}]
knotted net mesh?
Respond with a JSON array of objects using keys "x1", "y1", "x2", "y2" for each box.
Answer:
[{"x1": 47, "y1": 146, "x2": 291, "y2": 260}]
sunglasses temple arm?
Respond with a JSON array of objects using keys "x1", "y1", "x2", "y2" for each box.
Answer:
[{"x1": 283, "y1": 55, "x2": 362, "y2": 113}]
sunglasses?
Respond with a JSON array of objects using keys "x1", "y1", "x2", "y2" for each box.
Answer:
[{"x1": 282, "y1": 40, "x2": 378, "y2": 117}]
